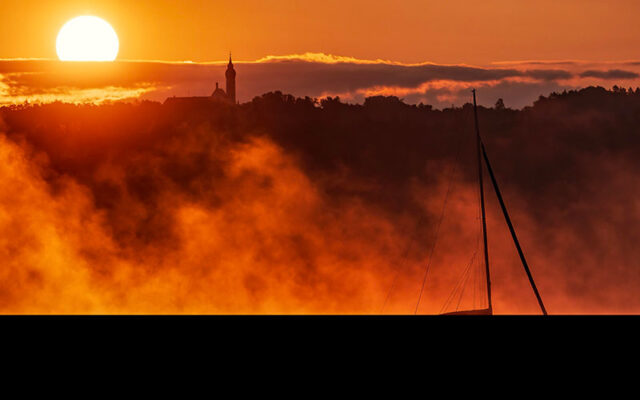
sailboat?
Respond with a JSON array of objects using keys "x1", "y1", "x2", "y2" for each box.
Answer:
[{"x1": 441, "y1": 90, "x2": 548, "y2": 315}]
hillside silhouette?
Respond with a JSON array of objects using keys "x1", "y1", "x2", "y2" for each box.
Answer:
[{"x1": 0, "y1": 86, "x2": 639, "y2": 313}]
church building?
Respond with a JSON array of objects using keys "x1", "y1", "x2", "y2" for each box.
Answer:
[
  {"x1": 165, "y1": 53, "x2": 237, "y2": 105},
  {"x1": 212, "y1": 54, "x2": 236, "y2": 103}
]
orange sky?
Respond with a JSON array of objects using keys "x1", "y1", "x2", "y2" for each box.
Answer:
[{"x1": 2, "y1": 0, "x2": 640, "y2": 64}]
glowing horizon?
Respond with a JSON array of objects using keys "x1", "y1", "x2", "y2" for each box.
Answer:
[{"x1": 2, "y1": 54, "x2": 640, "y2": 109}]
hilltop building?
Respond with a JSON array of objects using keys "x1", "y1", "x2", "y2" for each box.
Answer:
[{"x1": 165, "y1": 54, "x2": 237, "y2": 105}]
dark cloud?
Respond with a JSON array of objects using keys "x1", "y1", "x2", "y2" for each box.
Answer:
[
  {"x1": 579, "y1": 69, "x2": 639, "y2": 79},
  {"x1": 2, "y1": 56, "x2": 640, "y2": 109},
  {"x1": 523, "y1": 69, "x2": 573, "y2": 81},
  {"x1": 493, "y1": 60, "x2": 579, "y2": 66}
]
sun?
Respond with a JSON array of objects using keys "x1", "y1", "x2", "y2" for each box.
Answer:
[{"x1": 56, "y1": 16, "x2": 119, "y2": 61}]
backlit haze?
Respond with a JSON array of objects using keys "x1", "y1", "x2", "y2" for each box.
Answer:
[{"x1": 1, "y1": 1, "x2": 640, "y2": 314}]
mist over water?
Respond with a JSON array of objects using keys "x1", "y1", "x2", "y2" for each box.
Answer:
[{"x1": 1, "y1": 86, "x2": 639, "y2": 313}]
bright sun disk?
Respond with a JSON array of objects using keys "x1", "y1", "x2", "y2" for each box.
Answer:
[{"x1": 56, "y1": 16, "x2": 119, "y2": 61}]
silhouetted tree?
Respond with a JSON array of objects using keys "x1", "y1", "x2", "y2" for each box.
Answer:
[{"x1": 363, "y1": 95, "x2": 406, "y2": 108}]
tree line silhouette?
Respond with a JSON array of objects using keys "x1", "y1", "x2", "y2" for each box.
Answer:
[{"x1": 3, "y1": 85, "x2": 640, "y2": 225}]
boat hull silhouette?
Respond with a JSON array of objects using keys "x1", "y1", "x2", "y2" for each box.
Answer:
[{"x1": 441, "y1": 308, "x2": 492, "y2": 315}]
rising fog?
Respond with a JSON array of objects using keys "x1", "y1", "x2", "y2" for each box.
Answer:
[{"x1": 0, "y1": 86, "x2": 638, "y2": 313}]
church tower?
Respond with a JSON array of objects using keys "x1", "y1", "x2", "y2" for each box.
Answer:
[{"x1": 225, "y1": 53, "x2": 236, "y2": 103}]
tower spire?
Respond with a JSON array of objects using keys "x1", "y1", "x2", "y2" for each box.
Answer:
[{"x1": 225, "y1": 51, "x2": 236, "y2": 103}]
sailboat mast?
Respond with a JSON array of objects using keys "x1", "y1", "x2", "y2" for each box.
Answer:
[{"x1": 472, "y1": 89, "x2": 493, "y2": 313}]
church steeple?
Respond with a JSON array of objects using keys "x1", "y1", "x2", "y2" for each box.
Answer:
[{"x1": 225, "y1": 52, "x2": 236, "y2": 103}]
